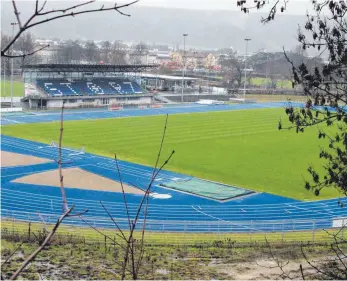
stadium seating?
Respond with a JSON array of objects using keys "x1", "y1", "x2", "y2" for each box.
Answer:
[{"x1": 36, "y1": 78, "x2": 144, "y2": 96}]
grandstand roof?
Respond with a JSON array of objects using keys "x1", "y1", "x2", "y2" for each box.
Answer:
[
  {"x1": 22, "y1": 63, "x2": 159, "y2": 73},
  {"x1": 140, "y1": 73, "x2": 198, "y2": 81}
]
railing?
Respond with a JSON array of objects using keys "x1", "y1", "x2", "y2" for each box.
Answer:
[
  {"x1": 1, "y1": 209, "x2": 345, "y2": 245},
  {"x1": 2, "y1": 188, "x2": 346, "y2": 222}
]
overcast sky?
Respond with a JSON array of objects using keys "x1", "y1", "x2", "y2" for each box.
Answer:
[
  {"x1": 1, "y1": 0, "x2": 314, "y2": 15},
  {"x1": 137, "y1": 0, "x2": 313, "y2": 14}
]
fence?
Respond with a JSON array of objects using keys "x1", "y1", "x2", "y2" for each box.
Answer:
[{"x1": 1, "y1": 210, "x2": 345, "y2": 246}]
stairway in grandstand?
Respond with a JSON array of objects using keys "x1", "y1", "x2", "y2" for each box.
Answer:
[{"x1": 153, "y1": 94, "x2": 174, "y2": 104}]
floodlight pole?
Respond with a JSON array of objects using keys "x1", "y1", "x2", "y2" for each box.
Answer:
[
  {"x1": 181, "y1": 34, "x2": 188, "y2": 103},
  {"x1": 243, "y1": 38, "x2": 251, "y2": 102},
  {"x1": 2, "y1": 55, "x2": 5, "y2": 97},
  {"x1": 10, "y1": 22, "x2": 18, "y2": 108}
]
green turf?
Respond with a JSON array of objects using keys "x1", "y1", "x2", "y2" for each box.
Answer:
[
  {"x1": 250, "y1": 77, "x2": 292, "y2": 89},
  {"x1": 1, "y1": 108, "x2": 339, "y2": 200},
  {"x1": 0, "y1": 80, "x2": 24, "y2": 97}
]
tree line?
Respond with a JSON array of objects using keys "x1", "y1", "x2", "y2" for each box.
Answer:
[{"x1": 1, "y1": 31, "x2": 149, "y2": 71}]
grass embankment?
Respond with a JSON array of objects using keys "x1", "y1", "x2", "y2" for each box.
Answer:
[
  {"x1": 250, "y1": 77, "x2": 292, "y2": 89},
  {"x1": 1, "y1": 221, "x2": 344, "y2": 280},
  {"x1": 1, "y1": 80, "x2": 24, "y2": 97},
  {"x1": 1, "y1": 220, "x2": 338, "y2": 246},
  {"x1": 245, "y1": 94, "x2": 307, "y2": 103},
  {"x1": 2, "y1": 108, "x2": 339, "y2": 200}
]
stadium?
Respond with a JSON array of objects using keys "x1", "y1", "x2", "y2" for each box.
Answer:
[
  {"x1": 21, "y1": 64, "x2": 156, "y2": 110},
  {"x1": 1, "y1": 63, "x2": 346, "y2": 245}
]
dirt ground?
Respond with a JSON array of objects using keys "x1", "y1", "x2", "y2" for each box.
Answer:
[
  {"x1": 1, "y1": 151, "x2": 52, "y2": 167},
  {"x1": 13, "y1": 167, "x2": 144, "y2": 195},
  {"x1": 210, "y1": 259, "x2": 318, "y2": 280}
]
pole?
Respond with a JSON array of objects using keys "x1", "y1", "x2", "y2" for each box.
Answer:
[
  {"x1": 181, "y1": 34, "x2": 188, "y2": 103},
  {"x1": 243, "y1": 38, "x2": 251, "y2": 102},
  {"x1": 265, "y1": 54, "x2": 269, "y2": 91},
  {"x1": 2, "y1": 57, "x2": 5, "y2": 96},
  {"x1": 10, "y1": 22, "x2": 18, "y2": 108}
]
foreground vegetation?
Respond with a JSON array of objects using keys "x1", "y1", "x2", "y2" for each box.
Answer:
[
  {"x1": 1, "y1": 229, "x2": 344, "y2": 280},
  {"x1": 2, "y1": 108, "x2": 339, "y2": 200}
]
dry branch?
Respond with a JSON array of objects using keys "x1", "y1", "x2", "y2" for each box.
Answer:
[
  {"x1": 9, "y1": 101, "x2": 88, "y2": 279},
  {"x1": 2, "y1": 44, "x2": 49, "y2": 58},
  {"x1": 1, "y1": 242, "x2": 25, "y2": 266},
  {"x1": 1, "y1": 0, "x2": 138, "y2": 58},
  {"x1": 58, "y1": 100, "x2": 68, "y2": 212},
  {"x1": 9, "y1": 206, "x2": 74, "y2": 280},
  {"x1": 81, "y1": 114, "x2": 174, "y2": 280}
]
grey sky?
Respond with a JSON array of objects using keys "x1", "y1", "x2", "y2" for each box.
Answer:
[
  {"x1": 137, "y1": 0, "x2": 313, "y2": 14},
  {"x1": 2, "y1": 0, "x2": 314, "y2": 15}
]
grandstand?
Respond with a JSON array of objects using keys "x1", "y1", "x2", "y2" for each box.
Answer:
[
  {"x1": 35, "y1": 78, "x2": 143, "y2": 96},
  {"x1": 21, "y1": 64, "x2": 158, "y2": 109}
]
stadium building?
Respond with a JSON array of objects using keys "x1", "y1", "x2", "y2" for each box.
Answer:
[{"x1": 22, "y1": 64, "x2": 159, "y2": 110}]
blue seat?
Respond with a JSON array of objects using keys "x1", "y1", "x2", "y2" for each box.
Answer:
[{"x1": 35, "y1": 78, "x2": 144, "y2": 96}]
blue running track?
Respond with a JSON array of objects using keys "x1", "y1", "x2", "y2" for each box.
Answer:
[
  {"x1": 1, "y1": 102, "x2": 346, "y2": 233},
  {"x1": 0, "y1": 102, "x2": 298, "y2": 125},
  {"x1": 2, "y1": 135, "x2": 346, "y2": 233}
]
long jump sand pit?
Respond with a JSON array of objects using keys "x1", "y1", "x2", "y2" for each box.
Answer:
[
  {"x1": 1, "y1": 151, "x2": 52, "y2": 167},
  {"x1": 12, "y1": 167, "x2": 144, "y2": 195}
]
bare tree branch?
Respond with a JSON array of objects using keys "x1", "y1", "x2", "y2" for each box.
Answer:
[
  {"x1": 58, "y1": 100, "x2": 68, "y2": 212},
  {"x1": 114, "y1": 153, "x2": 132, "y2": 231},
  {"x1": 1, "y1": 0, "x2": 139, "y2": 57},
  {"x1": 78, "y1": 215, "x2": 127, "y2": 251},
  {"x1": 1, "y1": 242, "x2": 25, "y2": 266},
  {"x1": 300, "y1": 264, "x2": 305, "y2": 280},
  {"x1": 82, "y1": 114, "x2": 174, "y2": 280},
  {"x1": 37, "y1": 212, "x2": 48, "y2": 232},
  {"x1": 100, "y1": 201, "x2": 128, "y2": 241},
  {"x1": 2, "y1": 44, "x2": 49, "y2": 58},
  {"x1": 36, "y1": 0, "x2": 96, "y2": 16},
  {"x1": 37, "y1": 0, "x2": 47, "y2": 13},
  {"x1": 12, "y1": 0, "x2": 22, "y2": 28},
  {"x1": 66, "y1": 209, "x2": 88, "y2": 217},
  {"x1": 9, "y1": 206, "x2": 74, "y2": 280}
]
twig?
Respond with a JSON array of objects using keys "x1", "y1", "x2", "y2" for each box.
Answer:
[
  {"x1": 37, "y1": 212, "x2": 48, "y2": 232},
  {"x1": 1, "y1": 242, "x2": 25, "y2": 266},
  {"x1": 78, "y1": 215, "x2": 126, "y2": 250},
  {"x1": 100, "y1": 201, "x2": 127, "y2": 241},
  {"x1": 2, "y1": 45, "x2": 50, "y2": 58},
  {"x1": 9, "y1": 206, "x2": 74, "y2": 280},
  {"x1": 1, "y1": 0, "x2": 138, "y2": 57},
  {"x1": 37, "y1": 0, "x2": 96, "y2": 16},
  {"x1": 300, "y1": 246, "x2": 341, "y2": 280},
  {"x1": 58, "y1": 100, "x2": 68, "y2": 212},
  {"x1": 300, "y1": 264, "x2": 305, "y2": 280},
  {"x1": 67, "y1": 209, "x2": 88, "y2": 217},
  {"x1": 12, "y1": 0, "x2": 22, "y2": 28},
  {"x1": 151, "y1": 114, "x2": 168, "y2": 179},
  {"x1": 114, "y1": 153, "x2": 132, "y2": 230}
]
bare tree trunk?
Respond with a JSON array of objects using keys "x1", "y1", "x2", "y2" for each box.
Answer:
[{"x1": 58, "y1": 101, "x2": 68, "y2": 212}]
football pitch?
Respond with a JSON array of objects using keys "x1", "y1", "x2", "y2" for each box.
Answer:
[{"x1": 2, "y1": 107, "x2": 338, "y2": 200}]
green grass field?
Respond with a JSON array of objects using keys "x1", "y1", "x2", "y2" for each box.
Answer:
[
  {"x1": 2, "y1": 108, "x2": 339, "y2": 200},
  {"x1": 245, "y1": 94, "x2": 307, "y2": 103},
  {"x1": 250, "y1": 77, "x2": 292, "y2": 89},
  {"x1": 0, "y1": 80, "x2": 24, "y2": 97}
]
